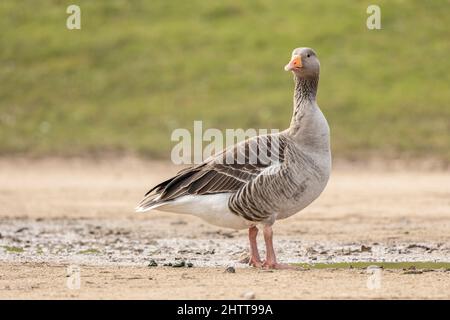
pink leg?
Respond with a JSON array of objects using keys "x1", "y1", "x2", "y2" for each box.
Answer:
[
  {"x1": 262, "y1": 225, "x2": 294, "y2": 269},
  {"x1": 248, "y1": 226, "x2": 262, "y2": 268}
]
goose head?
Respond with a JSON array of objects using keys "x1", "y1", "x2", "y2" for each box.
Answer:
[{"x1": 284, "y1": 47, "x2": 320, "y2": 78}]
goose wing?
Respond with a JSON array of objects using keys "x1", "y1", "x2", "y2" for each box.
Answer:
[{"x1": 136, "y1": 134, "x2": 286, "y2": 211}]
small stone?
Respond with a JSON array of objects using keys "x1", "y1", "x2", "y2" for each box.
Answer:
[
  {"x1": 225, "y1": 266, "x2": 236, "y2": 273},
  {"x1": 172, "y1": 261, "x2": 186, "y2": 268},
  {"x1": 147, "y1": 259, "x2": 158, "y2": 267},
  {"x1": 242, "y1": 291, "x2": 255, "y2": 300},
  {"x1": 186, "y1": 262, "x2": 193, "y2": 268},
  {"x1": 163, "y1": 262, "x2": 173, "y2": 267}
]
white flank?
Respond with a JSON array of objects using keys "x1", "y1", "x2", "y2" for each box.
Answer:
[{"x1": 138, "y1": 194, "x2": 251, "y2": 230}]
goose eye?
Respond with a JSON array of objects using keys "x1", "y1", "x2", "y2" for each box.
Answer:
[{"x1": 307, "y1": 54, "x2": 311, "y2": 58}]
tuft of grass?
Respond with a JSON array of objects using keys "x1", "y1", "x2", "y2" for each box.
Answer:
[
  {"x1": 0, "y1": 1, "x2": 449, "y2": 161},
  {"x1": 292, "y1": 262, "x2": 450, "y2": 270},
  {"x1": 3, "y1": 246, "x2": 24, "y2": 253},
  {"x1": 77, "y1": 248, "x2": 101, "y2": 255}
]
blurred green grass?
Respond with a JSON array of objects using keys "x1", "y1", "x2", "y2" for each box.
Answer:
[{"x1": 0, "y1": 0, "x2": 449, "y2": 160}]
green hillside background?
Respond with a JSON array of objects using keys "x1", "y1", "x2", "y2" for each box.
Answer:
[{"x1": 1, "y1": 0, "x2": 449, "y2": 161}]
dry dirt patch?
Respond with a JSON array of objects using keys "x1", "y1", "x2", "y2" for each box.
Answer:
[{"x1": 1, "y1": 263, "x2": 449, "y2": 299}]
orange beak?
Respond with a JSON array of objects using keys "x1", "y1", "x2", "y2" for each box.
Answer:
[{"x1": 284, "y1": 55, "x2": 302, "y2": 71}]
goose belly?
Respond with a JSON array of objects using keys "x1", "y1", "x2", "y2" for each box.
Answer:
[{"x1": 155, "y1": 194, "x2": 252, "y2": 230}]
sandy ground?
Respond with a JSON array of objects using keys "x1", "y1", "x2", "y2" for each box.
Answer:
[
  {"x1": 1, "y1": 263, "x2": 449, "y2": 299},
  {"x1": 0, "y1": 157, "x2": 449, "y2": 299}
]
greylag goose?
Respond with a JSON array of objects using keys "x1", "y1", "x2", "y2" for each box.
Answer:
[{"x1": 136, "y1": 47, "x2": 331, "y2": 269}]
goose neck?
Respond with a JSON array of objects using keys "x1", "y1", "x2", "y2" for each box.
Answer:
[{"x1": 290, "y1": 75, "x2": 318, "y2": 127}]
